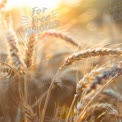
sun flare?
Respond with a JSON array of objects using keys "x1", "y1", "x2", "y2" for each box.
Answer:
[{"x1": 6, "y1": 0, "x2": 61, "y2": 8}]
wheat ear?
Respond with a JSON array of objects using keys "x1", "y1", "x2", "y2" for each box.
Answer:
[
  {"x1": 76, "y1": 75, "x2": 118, "y2": 122},
  {"x1": 40, "y1": 31, "x2": 80, "y2": 47},
  {"x1": 23, "y1": 104, "x2": 39, "y2": 122},
  {"x1": 7, "y1": 29, "x2": 23, "y2": 71},
  {"x1": 60, "y1": 48, "x2": 122, "y2": 69},
  {"x1": 76, "y1": 103, "x2": 119, "y2": 121},
  {"x1": 86, "y1": 61, "x2": 122, "y2": 94},
  {"x1": 25, "y1": 34, "x2": 36, "y2": 69},
  {"x1": 75, "y1": 62, "x2": 122, "y2": 119},
  {"x1": 77, "y1": 67, "x2": 104, "y2": 95},
  {"x1": 66, "y1": 67, "x2": 104, "y2": 121}
]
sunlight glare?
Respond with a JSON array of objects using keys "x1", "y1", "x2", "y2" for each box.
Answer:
[{"x1": 7, "y1": 0, "x2": 61, "y2": 8}]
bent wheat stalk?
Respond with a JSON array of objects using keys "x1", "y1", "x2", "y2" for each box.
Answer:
[
  {"x1": 40, "y1": 31, "x2": 80, "y2": 48},
  {"x1": 60, "y1": 48, "x2": 122, "y2": 69}
]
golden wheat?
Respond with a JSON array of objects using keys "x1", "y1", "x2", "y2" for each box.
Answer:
[
  {"x1": 25, "y1": 34, "x2": 36, "y2": 69},
  {"x1": 60, "y1": 48, "x2": 122, "y2": 69},
  {"x1": 40, "y1": 31, "x2": 80, "y2": 47}
]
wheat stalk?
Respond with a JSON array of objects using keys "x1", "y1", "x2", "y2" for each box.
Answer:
[{"x1": 75, "y1": 62, "x2": 122, "y2": 121}]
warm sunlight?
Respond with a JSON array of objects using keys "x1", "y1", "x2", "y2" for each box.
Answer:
[
  {"x1": 7, "y1": 0, "x2": 61, "y2": 8},
  {"x1": 0, "y1": 0, "x2": 121, "y2": 122}
]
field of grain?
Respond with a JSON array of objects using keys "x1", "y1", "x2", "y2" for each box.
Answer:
[{"x1": 0, "y1": 0, "x2": 122, "y2": 122}]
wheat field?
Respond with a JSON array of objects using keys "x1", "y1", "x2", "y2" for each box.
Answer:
[{"x1": 0, "y1": 0, "x2": 122, "y2": 122}]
